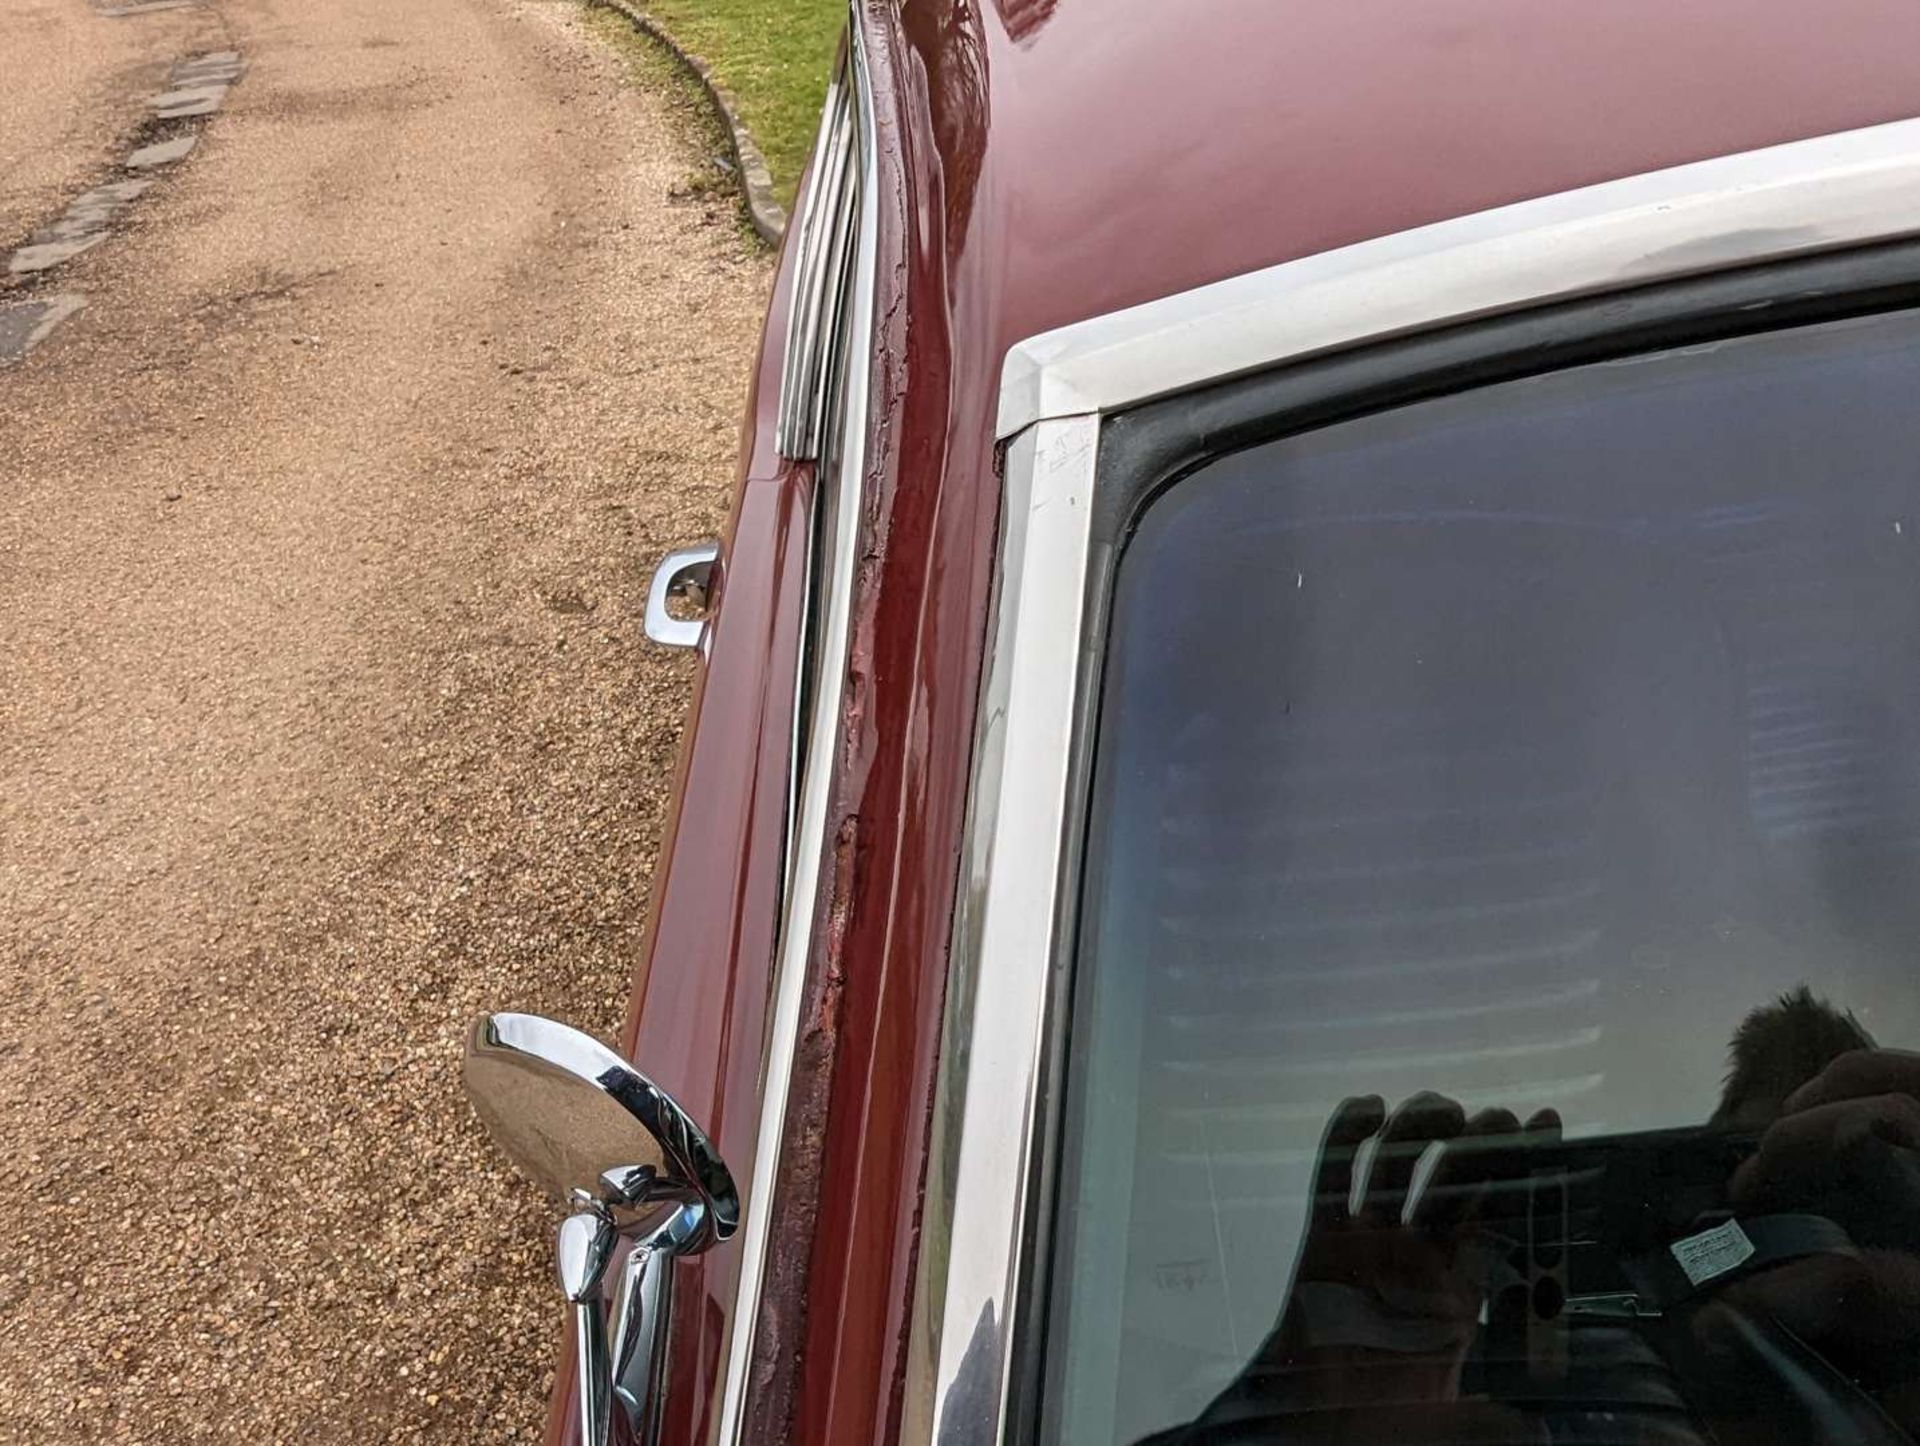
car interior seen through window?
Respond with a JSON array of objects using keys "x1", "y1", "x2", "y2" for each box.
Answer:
[{"x1": 1046, "y1": 307, "x2": 1920, "y2": 1446}]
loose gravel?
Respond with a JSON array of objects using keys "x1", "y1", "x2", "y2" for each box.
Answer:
[{"x1": 0, "y1": 0, "x2": 771, "y2": 1439}]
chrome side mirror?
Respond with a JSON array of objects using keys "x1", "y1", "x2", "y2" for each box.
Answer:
[{"x1": 464, "y1": 1013, "x2": 739, "y2": 1446}]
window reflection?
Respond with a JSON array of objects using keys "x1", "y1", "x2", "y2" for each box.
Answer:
[{"x1": 1047, "y1": 308, "x2": 1920, "y2": 1446}]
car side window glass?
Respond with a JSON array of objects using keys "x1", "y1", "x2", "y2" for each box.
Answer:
[{"x1": 1044, "y1": 306, "x2": 1920, "y2": 1446}]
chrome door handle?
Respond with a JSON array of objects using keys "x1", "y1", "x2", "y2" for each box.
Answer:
[{"x1": 645, "y1": 542, "x2": 721, "y2": 649}]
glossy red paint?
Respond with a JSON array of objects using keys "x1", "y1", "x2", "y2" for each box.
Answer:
[
  {"x1": 754, "y1": 6, "x2": 1920, "y2": 1446},
  {"x1": 973, "y1": 0, "x2": 1920, "y2": 347},
  {"x1": 537, "y1": 237, "x2": 812, "y2": 1446}
]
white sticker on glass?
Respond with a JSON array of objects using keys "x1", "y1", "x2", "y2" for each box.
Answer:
[{"x1": 1671, "y1": 1219, "x2": 1757, "y2": 1288}]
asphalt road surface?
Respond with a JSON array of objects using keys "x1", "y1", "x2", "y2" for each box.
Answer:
[{"x1": 0, "y1": 0, "x2": 771, "y2": 1438}]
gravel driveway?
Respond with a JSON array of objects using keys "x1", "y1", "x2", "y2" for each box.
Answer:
[{"x1": 0, "y1": 0, "x2": 770, "y2": 1438}]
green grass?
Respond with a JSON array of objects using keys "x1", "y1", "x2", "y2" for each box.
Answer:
[{"x1": 597, "y1": 0, "x2": 843, "y2": 212}]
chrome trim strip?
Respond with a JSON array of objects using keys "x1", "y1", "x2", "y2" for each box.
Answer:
[
  {"x1": 998, "y1": 117, "x2": 1920, "y2": 439},
  {"x1": 921, "y1": 116, "x2": 1920, "y2": 1446},
  {"x1": 714, "y1": 11, "x2": 877, "y2": 1444},
  {"x1": 776, "y1": 67, "x2": 858, "y2": 460},
  {"x1": 774, "y1": 73, "x2": 839, "y2": 457}
]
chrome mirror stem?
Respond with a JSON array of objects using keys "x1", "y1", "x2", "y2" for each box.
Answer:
[
  {"x1": 558, "y1": 1209, "x2": 618, "y2": 1446},
  {"x1": 571, "y1": 1294, "x2": 614, "y2": 1446},
  {"x1": 609, "y1": 1210, "x2": 691, "y2": 1444}
]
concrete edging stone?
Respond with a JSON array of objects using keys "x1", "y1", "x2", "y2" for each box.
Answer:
[{"x1": 591, "y1": 0, "x2": 789, "y2": 246}]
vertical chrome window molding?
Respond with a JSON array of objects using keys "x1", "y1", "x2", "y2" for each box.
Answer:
[
  {"x1": 905, "y1": 117, "x2": 1920, "y2": 1446},
  {"x1": 716, "y1": 11, "x2": 879, "y2": 1446},
  {"x1": 775, "y1": 39, "x2": 861, "y2": 885},
  {"x1": 775, "y1": 49, "x2": 862, "y2": 462}
]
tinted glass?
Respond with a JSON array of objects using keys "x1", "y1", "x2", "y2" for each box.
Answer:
[{"x1": 1047, "y1": 308, "x2": 1920, "y2": 1446}]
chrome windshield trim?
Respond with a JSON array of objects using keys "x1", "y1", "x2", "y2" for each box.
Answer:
[
  {"x1": 998, "y1": 116, "x2": 1920, "y2": 440},
  {"x1": 919, "y1": 116, "x2": 1920, "y2": 1446},
  {"x1": 715, "y1": 10, "x2": 877, "y2": 1445}
]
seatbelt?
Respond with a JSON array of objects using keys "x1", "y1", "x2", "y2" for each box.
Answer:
[{"x1": 1620, "y1": 1214, "x2": 1858, "y2": 1312}]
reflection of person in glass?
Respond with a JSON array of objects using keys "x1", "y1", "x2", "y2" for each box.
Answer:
[{"x1": 1148, "y1": 988, "x2": 1920, "y2": 1444}]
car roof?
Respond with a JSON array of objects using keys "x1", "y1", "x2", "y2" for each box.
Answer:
[{"x1": 903, "y1": 0, "x2": 1920, "y2": 349}]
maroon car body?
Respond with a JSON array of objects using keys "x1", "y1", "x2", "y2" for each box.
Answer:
[{"x1": 539, "y1": 3, "x2": 1920, "y2": 1443}]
